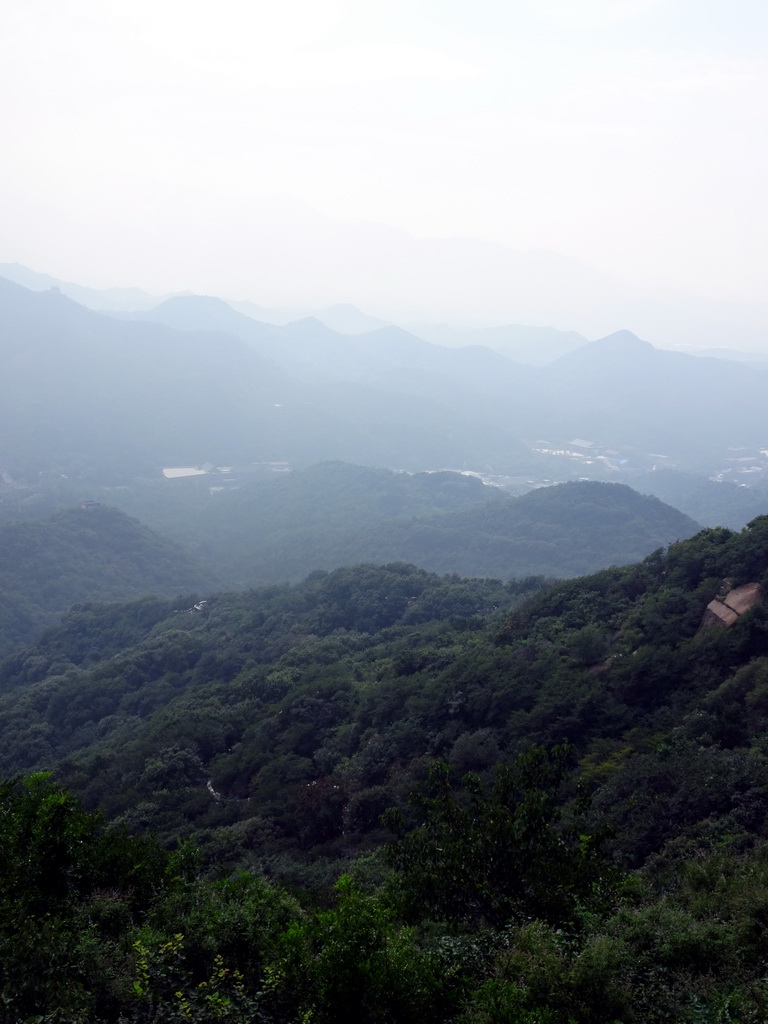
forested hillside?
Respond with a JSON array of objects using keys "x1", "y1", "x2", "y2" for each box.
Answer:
[
  {"x1": 71, "y1": 467, "x2": 701, "y2": 587},
  {"x1": 3, "y1": 518, "x2": 768, "y2": 1020},
  {"x1": 0, "y1": 505, "x2": 214, "y2": 655},
  {"x1": 1, "y1": 515, "x2": 765, "y2": 870},
  {"x1": 0, "y1": 471, "x2": 698, "y2": 666},
  {"x1": 358, "y1": 478, "x2": 698, "y2": 580}
]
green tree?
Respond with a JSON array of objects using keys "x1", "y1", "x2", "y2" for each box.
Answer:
[
  {"x1": 0, "y1": 773, "x2": 168, "y2": 1020},
  {"x1": 384, "y1": 745, "x2": 622, "y2": 930},
  {"x1": 277, "y1": 875, "x2": 449, "y2": 1024}
]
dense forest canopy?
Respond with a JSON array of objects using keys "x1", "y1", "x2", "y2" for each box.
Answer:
[{"x1": 2, "y1": 519, "x2": 768, "y2": 1018}]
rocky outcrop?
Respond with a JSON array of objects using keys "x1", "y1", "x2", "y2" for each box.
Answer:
[{"x1": 701, "y1": 580, "x2": 762, "y2": 628}]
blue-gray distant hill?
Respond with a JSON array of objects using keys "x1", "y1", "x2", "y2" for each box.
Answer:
[
  {"x1": 635, "y1": 469, "x2": 768, "y2": 530},
  {"x1": 0, "y1": 277, "x2": 288, "y2": 478},
  {"x1": 5, "y1": 274, "x2": 768, "y2": 489},
  {"x1": 410, "y1": 321, "x2": 589, "y2": 364},
  {"x1": 0, "y1": 278, "x2": 533, "y2": 480},
  {"x1": 538, "y1": 331, "x2": 768, "y2": 467},
  {"x1": 0, "y1": 261, "x2": 165, "y2": 310},
  {"x1": 119, "y1": 295, "x2": 768, "y2": 477},
  {"x1": 119, "y1": 294, "x2": 533, "y2": 395}
]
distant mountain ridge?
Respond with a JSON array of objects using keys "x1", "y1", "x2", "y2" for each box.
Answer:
[
  {"x1": 0, "y1": 262, "x2": 167, "y2": 311},
  {"x1": 410, "y1": 321, "x2": 590, "y2": 364},
  {"x1": 0, "y1": 262, "x2": 589, "y2": 364},
  {"x1": 3, "y1": 273, "x2": 768, "y2": 488},
  {"x1": 551, "y1": 329, "x2": 655, "y2": 365},
  {"x1": 0, "y1": 275, "x2": 533, "y2": 477}
]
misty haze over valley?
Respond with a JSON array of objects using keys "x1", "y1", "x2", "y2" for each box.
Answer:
[{"x1": 10, "y1": 246, "x2": 768, "y2": 648}]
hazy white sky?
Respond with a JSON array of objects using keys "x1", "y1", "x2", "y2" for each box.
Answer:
[{"x1": 2, "y1": 0, "x2": 768, "y2": 311}]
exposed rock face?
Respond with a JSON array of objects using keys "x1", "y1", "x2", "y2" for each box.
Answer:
[{"x1": 701, "y1": 581, "x2": 762, "y2": 628}]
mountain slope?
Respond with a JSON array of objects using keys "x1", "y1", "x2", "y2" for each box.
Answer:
[
  {"x1": 0, "y1": 276, "x2": 291, "y2": 477},
  {"x1": 121, "y1": 294, "x2": 531, "y2": 394},
  {"x1": 6, "y1": 273, "x2": 768, "y2": 490},
  {"x1": 0, "y1": 516, "x2": 767, "y2": 875},
  {"x1": 411, "y1": 321, "x2": 590, "y2": 364},
  {"x1": 138, "y1": 473, "x2": 699, "y2": 585},
  {"x1": 539, "y1": 331, "x2": 768, "y2": 465},
  {"x1": 635, "y1": 469, "x2": 768, "y2": 530},
  {"x1": 0, "y1": 261, "x2": 165, "y2": 310},
  {"x1": 3, "y1": 528, "x2": 768, "y2": 1024},
  {"x1": 110, "y1": 297, "x2": 768, "y2": 477},
  {"x1": 0, "y1": 505, "x2": 213, "y2": 653},
  {"x1": 359, "y1": 479, "x2": 698, "y2": 577}
]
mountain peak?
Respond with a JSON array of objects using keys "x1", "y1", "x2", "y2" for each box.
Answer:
[
  {"x1": 315, "y1": 304, "x2": 391, "y2": 335},
  {"x1": 553, "y1": 329, "x2": 655, "y2": 369},
  {"x1": 152, "y1": 294, "x2": 234, "y2": 314},
  {"x1": 594, "y1": 329, "x2": 652, "y2": 349}
]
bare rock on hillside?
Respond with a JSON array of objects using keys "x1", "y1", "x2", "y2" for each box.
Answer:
[{"x1": 701, "y1": 581, "x2": 762, "y2": 628}]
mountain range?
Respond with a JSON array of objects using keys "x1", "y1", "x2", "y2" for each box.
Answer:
[
  {"x1": 3, "y1": 273, "x2": 768, "y2": 490},
  {"x1": 6, "y1": 252, "x2": 768, "y2": 352}
]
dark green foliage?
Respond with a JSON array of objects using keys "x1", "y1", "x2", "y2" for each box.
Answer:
[
  {"x1": 0, "y1": 773, "x2": 170, "y2": 1020},
  {"x1": 2, "y1": 517, "x2": 768, "y2": 1018},
  {"x1": 277, "y1": 876, "x2": 451, "y2": 1024},
  {"x1": 0, "y1": 505, "x2": 213, "y2": 655},
  {"x1": 384, "y1": 745, "x2": 620, "y2": 929},
  {"x1": 1, "y1": 516, "x2": 767, "y2": 875}
]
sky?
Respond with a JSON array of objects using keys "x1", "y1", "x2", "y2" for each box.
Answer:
[{"x1": 2, "y1": 0, "x2": 768, "y2": 328}]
